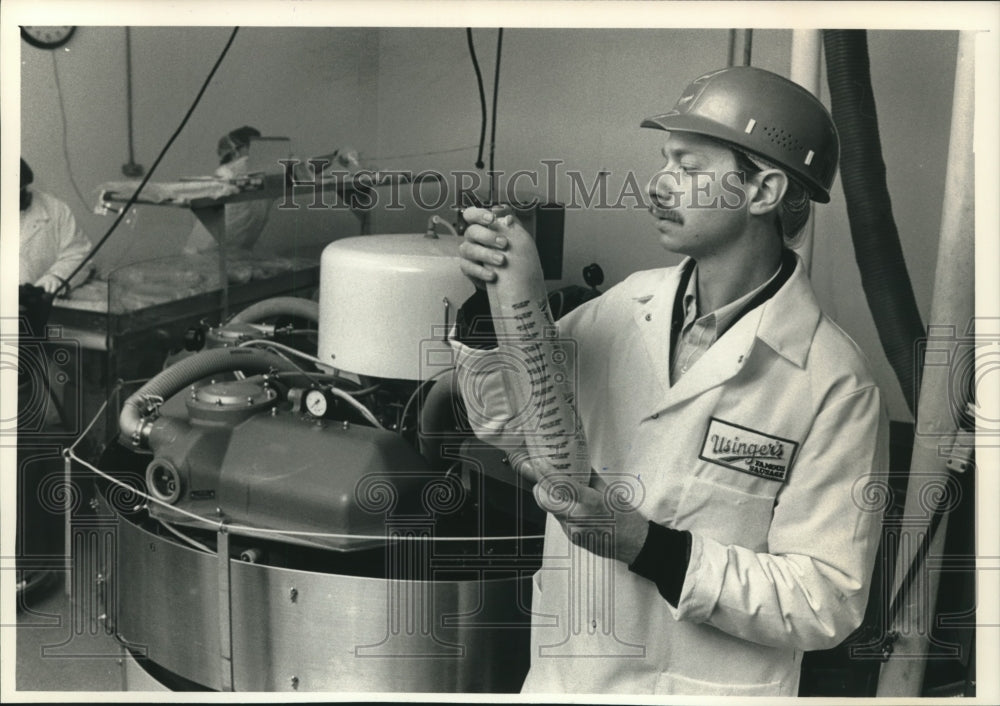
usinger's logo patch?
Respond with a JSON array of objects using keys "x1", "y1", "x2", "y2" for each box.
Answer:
[{"x1": 699, "y1": 417, "x2": 798, "y2": 482}]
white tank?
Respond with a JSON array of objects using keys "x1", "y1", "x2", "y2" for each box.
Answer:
[{"x1": 318, "y1": 234, "x2": 476, "y2": 380}]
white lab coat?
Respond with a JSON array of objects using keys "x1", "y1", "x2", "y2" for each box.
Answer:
[
  {"x1": 181, "y1": 198, "x2": 271, "y2": 254},
  {"x1": 19, "y1": 190, "x2": 93, "y2": 287},
  {"x1": 182, "y1": 156, "x2": 271, "y2": 254},
  {"x1": 451, "y1": 253, "x2": 889, "y2": 696}
]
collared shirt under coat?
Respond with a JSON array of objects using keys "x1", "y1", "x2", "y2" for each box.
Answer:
[{"x1": 671, "y1": 262, "x2": 781, "y2": 384}]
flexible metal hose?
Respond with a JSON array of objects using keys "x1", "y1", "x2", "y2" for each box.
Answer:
[
  {"x1": 118, "y1": 347, "x2": 299, "y2": 447},
  {"x1": 823, "y1": 30, "x2": 925, "y2": 414},
  {"x1": 228, "y1": 296, "x2": 319, "y2": 324}
]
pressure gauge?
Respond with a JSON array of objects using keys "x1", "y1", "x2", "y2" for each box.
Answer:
[{"x1": 304, "y1": 388, "x2": 330, "y2": 418}]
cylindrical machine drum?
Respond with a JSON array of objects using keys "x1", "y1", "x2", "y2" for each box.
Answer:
[
  {"x1": 318, "y1": 234, "x2": 475, "y2": 380},
  {"x1": 110, "y1": 497, "x2": 536, "y2": 692}
]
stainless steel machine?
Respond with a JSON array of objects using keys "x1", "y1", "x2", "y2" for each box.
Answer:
[{"x1": 95, "y1": 230, "x2": 546, "y2": 692}]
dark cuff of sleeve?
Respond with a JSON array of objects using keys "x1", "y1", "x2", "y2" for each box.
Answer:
[
  {"x1": 627, "y1": 521, "x2": 692, "y2": 608},
  {"x1": 455, "y1": 288, "x2": 498, "y2": 350}
]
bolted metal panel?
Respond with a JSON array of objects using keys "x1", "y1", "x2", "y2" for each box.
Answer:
[
  {"x1": 114, "y1": 511, "x2": 534, "y2": 692},
  {"x1": 116, "y1": 514, "x2": 222, "y2": 690},
  {"x1": 229, "y1": 560, "x2": 533, "y2": 692}
]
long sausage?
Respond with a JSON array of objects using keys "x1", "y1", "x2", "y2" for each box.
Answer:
[{"x1": 479, "y1": 209, "x2": 591, "y2": 501}]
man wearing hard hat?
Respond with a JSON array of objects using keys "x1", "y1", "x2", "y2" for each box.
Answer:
[{"x1": 454, "y1": 66, "x2": 888, "y2": 696}]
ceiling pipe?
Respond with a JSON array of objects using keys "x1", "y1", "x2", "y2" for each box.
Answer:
[
  {"x1": 789, "y1": 30, "x2": 823, "y2": 275},
  {"x1": 876, "y1": 29, "x2": 976, "y2": 697}
]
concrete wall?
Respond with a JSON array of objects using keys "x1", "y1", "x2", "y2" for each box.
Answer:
[{"x1": 19, "y1": 27, "x2": 961, "y2": 421}]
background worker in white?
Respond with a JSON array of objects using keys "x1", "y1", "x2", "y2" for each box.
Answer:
[
  {"x1": 182, "y1": 125, "x2": 272, "y2": 255},
  {"x1": 18, "y1": 158, "x2": 94, "y2": 432},
  {"x1": 19, "y1": 158, "x2": 93, "y2": 295},
  {"x1": 452, "y1": 66, "x2": 889, "y2": 696}
]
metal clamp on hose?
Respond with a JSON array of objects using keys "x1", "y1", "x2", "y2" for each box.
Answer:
[
  {"x1": 130, "y1": 418, "x2": 154, "y2": 448},
  {"x1": 118, "y1": 347, "x2": 299, "y2": 448}
]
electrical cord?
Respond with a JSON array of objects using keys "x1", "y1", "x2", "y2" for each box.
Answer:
[
  {"x1": 370, "y1": 144, "x2": 478, "y2": 162},
  {"x1": 466, "y1": 29, "x2": 487, "y2": 170},
  {"x1": 125, "y1": 27, "x2": 139, "y2": 172},
  {"x1": 237, "y1": 338, "x2": 331, "y2": 371},
  {"x1": 55, "y1": 27, "x2": 241, "y2": 298},
  {"x1": 247, "y1": 369, "x2": 382, "y2": 397},
  {"x1": 330, "y1": 386, "x2": 385, "y2": 429},
  {"x1": 398, "y1": 366, "x2": 454, "y2": 436},
  {"x1": 160, "y1": 521, "x2": 214, "y2": 554},
  {"x1": 488, "y1": 28, "x2": 503, "y2": 204},
  {"x1": 50, "y1": 53, "x2": 90, "y2": 211},
  {"x1": 236, "y1": 339, "x2": 385, "y2": 429}
]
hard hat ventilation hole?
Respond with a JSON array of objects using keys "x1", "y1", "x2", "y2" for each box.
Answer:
[{"x1": 762, "y1": 126, "x2": 803, "y2": 152}]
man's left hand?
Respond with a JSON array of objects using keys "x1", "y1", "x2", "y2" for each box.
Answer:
[{"x1": 516, "y1": 455, "x2": 649, "y2": 564}]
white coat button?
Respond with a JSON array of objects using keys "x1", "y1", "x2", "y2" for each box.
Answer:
[{"x1": 645, "y1": 313, "x2": 652, "y2": 321}]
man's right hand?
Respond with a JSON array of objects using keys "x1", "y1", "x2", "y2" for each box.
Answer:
[
  {"x1": 459, "y1": 206, "x2": 546, "y2": 290},
  {"x1": 33, "y1": 274, "x2": 64, "y2": 296},
  {"x1": 458, "y1": 206, "x2": 510, "y2": 286}
]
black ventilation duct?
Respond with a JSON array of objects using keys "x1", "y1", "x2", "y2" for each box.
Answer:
[{"x1": 823, "y1": 29, "x2": 925, "y2": 414}]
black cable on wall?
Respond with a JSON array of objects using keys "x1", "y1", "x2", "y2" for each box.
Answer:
[
  {"x1": 57, "y1": 27, "x2": 242, "y2": 298},
  {"x1": 466, "y1": 28, "x2": 487, "y2": 171},
  {"x1": 488, "y1": 28, "x2": 503, "y2": 204}
]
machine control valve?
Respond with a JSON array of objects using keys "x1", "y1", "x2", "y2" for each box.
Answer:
[{"x1": 183, "y1": 324, "x2": 207, "y2": 351}]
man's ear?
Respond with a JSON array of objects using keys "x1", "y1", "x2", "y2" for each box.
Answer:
[{"x1": 748, "y1": 169, "x2": 789, "y2": 217}]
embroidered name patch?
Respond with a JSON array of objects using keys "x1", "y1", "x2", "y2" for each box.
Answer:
[{"x1": 699, "y1": 417, "x2": 798, "y2": 482}]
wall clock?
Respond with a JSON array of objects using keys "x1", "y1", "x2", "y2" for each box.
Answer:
[{"x1": 21, "y1": 26, "x2": 76, "y2": 50}]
